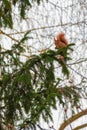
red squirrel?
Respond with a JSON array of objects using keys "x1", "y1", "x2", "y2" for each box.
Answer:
[{"x1": 54, "y1": 32, "x2": 68, "y2": 49}]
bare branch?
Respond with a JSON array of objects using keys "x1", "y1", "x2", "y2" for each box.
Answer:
[
  {"x1": 0, "y1": 30, "x2": 19, "y2": 43},
  {"x1": 73, "y1": 123, "x2": 87, "y2": 130},
  {"x1": 59, "y1": 109, "x2": 87, "y2": 130},
  {"x1": 3, "y1": 21, "x2": 86, "y2": 35}
]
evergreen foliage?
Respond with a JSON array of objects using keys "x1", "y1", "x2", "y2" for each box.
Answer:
[
  {"x1": 0, "y1": 0, "x2": 48, "y2": 28},
  {"x1": 0, "y1": 40, "x2": 78, "y2": 129}
]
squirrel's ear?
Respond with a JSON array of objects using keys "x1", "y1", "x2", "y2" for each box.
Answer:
[
  {"x1": 54, "y1": 36, "x2": 57, "y2": 41},
  {"x1": 60, "y1": 32, "x2": 65, "y2": 36}
]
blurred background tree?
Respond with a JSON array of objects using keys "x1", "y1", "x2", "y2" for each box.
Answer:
[{"x1": 0, "y1": 0, "x2": 87, "y2": 130}]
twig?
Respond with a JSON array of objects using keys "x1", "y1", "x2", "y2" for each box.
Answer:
[
  {"x1": 0, "y1": 30, "x2": 19, "y2": 43},
  {"x1": 67, "y1": 65, "x2": 87, "y2": 80}
]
